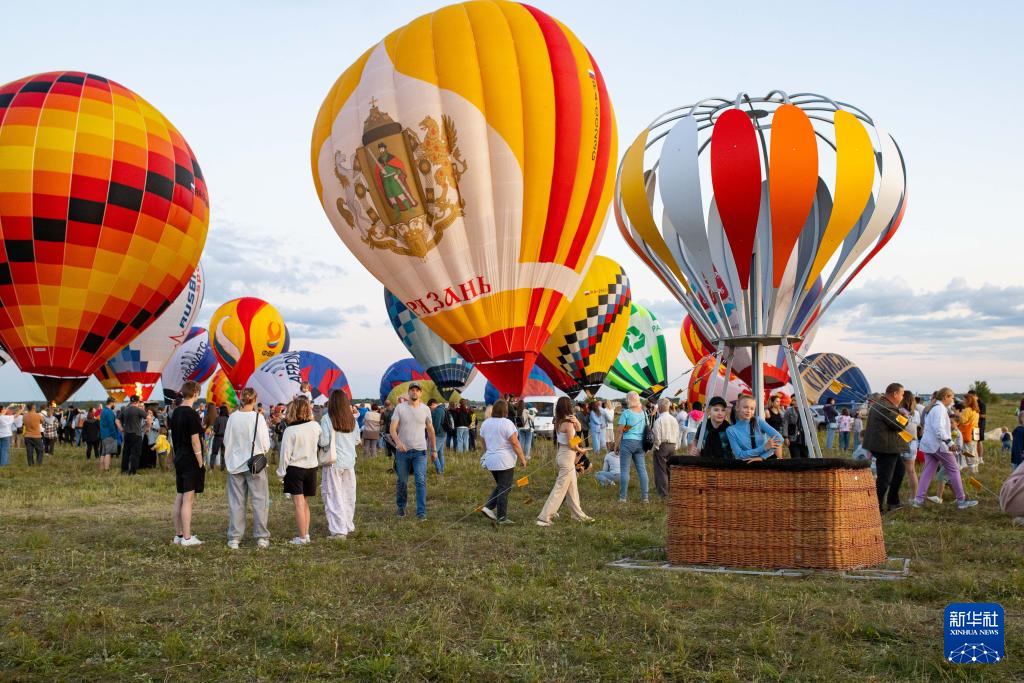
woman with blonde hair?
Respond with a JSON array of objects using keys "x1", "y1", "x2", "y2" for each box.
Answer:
[
  {"x1": 319, "y1": 390, "x2": 359, "y2": 539},
  {"x1": 537, "y1": 397, "x2": 594, "y2": 526},
  {"x1": 613, "y1": 391, "x2": 650, "y2": 503},
  {"x1": 913, "y1": 387, "x2": 978, "y2": 509},
  {"x1": 725, "y1": 395, "x2": 784, "y2": 461},
  {"x1": 277, "y1": 395, "x2": 322, "y2": 544},
  {"x1": 223, "y1": 387, "x2": 272, "y2": 549}
]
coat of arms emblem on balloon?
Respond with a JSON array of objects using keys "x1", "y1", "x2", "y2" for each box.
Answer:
[{"x1": 333, "y1": 100, "x2": 467, "y2": 259}]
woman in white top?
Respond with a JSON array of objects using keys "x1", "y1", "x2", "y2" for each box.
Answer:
[
  {"x1": 222, "y1": 387, "x2": 272, "y2": 549},
  {"x1": 361, "y1": 405, "x2": 382, "y2": 457},
  {"x1": 479, "y1": 399, "x2": 527, "y2": 524},
  {"x1": 319, "y1": 390, "x2": 360, "y2": 539},
  {"x1": 913, "y1": 387, "x2": 977, "y2": 509},
  {"x1": 276, "y1": 395, "x2": 322, "y2": 545}
]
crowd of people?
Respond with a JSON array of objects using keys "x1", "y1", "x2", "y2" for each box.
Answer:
[{"x1": 5, "y1": 379, "x2": 1023, "y2": 547}]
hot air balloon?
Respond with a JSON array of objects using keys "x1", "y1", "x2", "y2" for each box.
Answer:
[
  {"x1": 378, "y1": 357, "x2": 451, "y2": 407},
  {"x1": 161, "y1": 326, "x2": 217, "y2": 403},
  {"x1": 100, "y1": 263, "x2": 205, "y2": 401},
  {"x1": 534, "y1": 256, "x2": 631, "y2": 398},
  {"x1": 206, "y1": 368, "x2": 238, "y2": 411},
  {"x1": 484, "y1": 365, "x2": 556, "y2": 405},
  {"x1": 0, "y1": 72, "x2": 209, "y2": 403},
  {"x1": 687, "y1": 355, "x2": 750, "y2": 408},
  {"x1": 94, "y1": 362, "x2": 126, "y2": 403},
  {"x1": 617, "y1": 92, "x2": 905, "y2": 455},
  {"x1": 605, "y1": 303, "x2": 667, "y2": 400},
  {"x1": 311, "y1": 1, "x2": 617, "y2": 396},
  {"x1": 209, "y1": 297, "x2": 288, "y2": 392},
  {"x1": 384, "y1": 288, "x2": 475, "y2": 400},
  {"x1": 246, "y1": 350, "x2": 351, "y2": 407},
  {"x1": 800, "y1": 352, "x2": 871, "y2": 406}
]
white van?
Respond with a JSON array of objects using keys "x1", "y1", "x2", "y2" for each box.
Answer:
[{"x1": 522, "y1": 396, "x2": 558, "y2": 439}]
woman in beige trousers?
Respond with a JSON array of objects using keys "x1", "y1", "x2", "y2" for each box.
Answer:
[{"x1": 537, "y1": 397, "x2": 594, "y2": 526}]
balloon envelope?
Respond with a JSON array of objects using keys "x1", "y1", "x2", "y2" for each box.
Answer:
[
  {"x1": 535, "y1": 256, "x2": 632, "y2": 398},
  {"x1": 161, "y1": 327, "x2": 218, "y2": 402},
  {"x1": 94, "y1": 363, "x2": 126, "y2": 403},
  {"x1": 378, "y1": 358, "x2": 431, "y2": 406},
  {"x1": 311, "y1": 1, "x2": 617, "y2": 396},
  {"x1": 605, "y1": 303, "x2": 667, "y2": 400},
  {"x1": 206, "y1": 368, "x2": 238, "y2": 411},
  {"x1": 246, "y1": 350, "x2": 351, "y2": 407},
  {"x1": 104, "y1": 263, "x2": 205, "y2": 401},
  {"x1": 484, "y1": 365, "x2": 555, "y2": 405},
  {"x1": 209, "y1": 297, "x2": 288, "y2": 391},
  {"x1": 0, "y1": 71, "x2": 209, "y2": 402},
  {"x1": 801, "y1": 352, "x2": 871, "y2": 405},
  {"x1": 384, "y1": 288, "x2": 474, "y2": 399}
]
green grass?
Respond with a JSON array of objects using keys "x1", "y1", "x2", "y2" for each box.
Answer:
[{"x1": 1, "y1": 422, "x2": 1022, "y2": 681}]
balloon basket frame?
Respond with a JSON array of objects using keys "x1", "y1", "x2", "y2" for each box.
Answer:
[{"x1": 695, "y1": 333, "x2": 823, "y2": 459}]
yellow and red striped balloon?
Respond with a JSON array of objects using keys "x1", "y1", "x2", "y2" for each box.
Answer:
[
  {"x1": 0, "y1": 71, "x2": 209, "y2": 402},
  {"x1": 311, "y1": 0, "x2": 616, "y2": 395}
]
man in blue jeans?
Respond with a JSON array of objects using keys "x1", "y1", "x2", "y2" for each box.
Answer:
[{"x1": 390, "y1": 384, "x2": 437, "y2": 520}]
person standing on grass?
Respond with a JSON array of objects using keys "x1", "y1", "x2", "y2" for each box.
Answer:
[
  {"x1": 969, "y1": 389, "x2": 987, "y2": 464},
  {"x1": 651, "y1": 398, "x2": 680, "y2": 498},
  {"x1": 75, "y1": 409, "x2": 86, "y2": 447},
  {"x1": 320, "y1": 390, "x2": 359, "y2": 540},
  {"x1": 277, "y1": 396, "x2": 322, "y2": 545},
  {"x1": 361, "y1": 404, "x2": 381, "y2": 457},
  {"x1": 589, "y1": 402, "x2": 607, "y2": 456},
  {"x1": 455, "y1": 399, "x2": 472, "y2": 452},
  {"x1": 389, "y1": 383, "x2": 436, "y2": 520},
  {"x1": 959, "y1": 393, "x2": 981, "y2": 473},
  {"x1": 208, "y1": 405, "x2": 229, "y2": 472},
  {"x1": 823, "y1": 397, "x2": 838, "y2": 450},
  {"x1": 899, "y1": 393, "x2": 920, "y2": 500},
  {"x1": 1011, "y1": 413, "x2": 1024, "y2": 469},
  {"x1": 42, "y1": 409, "x2": 58, "y2": 455},
  {"x1": 98, "y1": 399, "x2": 118, "y2": 471},
  {"x1": 781, "y1": 400, "x2": 809, "y2": 459},
  {"x1": 913, "y1": 387, "x2": 978, "y2": 510},
  {"x1": 22, "y1": 404, "x2": 44, "y2": 466},
  {"x1": 223, "y1": 387, "x2": 272, "y2": 550},
  {"x1": 515, "y1": 401, "x2": 535, "y2": 461},
  {"x1": 479, "y1": 399, "x2": 528, "y2": 525},
  {"x1": 0, "y1": 405, "x2": 18, "y2": 467},
  {"x1": 82, "y1": 408, "x2": 101, "y2": 462},
  {"x1": 537, "y1": 396, "x2": 594, "y2": 526},
  {"x1": 170, "y1": 381, "x2": 206, "y2": 547},
  {"x1": 863, "y1": 383, "x2": 910, "y2": 513},
  {"x1": 119, "y1": 396, "x2": 146, "y2": 475},
  {"x1": 428, "y1": 398, "x2": 447, "y2": 475},
  {"x1": 614, "y1": 391, "x2": 650, "y2": 503}
]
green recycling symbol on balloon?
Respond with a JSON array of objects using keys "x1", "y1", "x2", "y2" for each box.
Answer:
[{"x1": 624, "y1": 326, "x2": 646, "y2": 353}]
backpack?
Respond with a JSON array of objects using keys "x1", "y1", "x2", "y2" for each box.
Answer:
[
  {"x1": 443, "y1": 408, "x2": 455, "y2": 434},
  {"x1": 641, "y1": 412, "x2": 655, "y2": 452}
]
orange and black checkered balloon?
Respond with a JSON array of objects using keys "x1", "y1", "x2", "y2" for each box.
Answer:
[{"x1": 0, "y1": 72, "x2": 209, "y2": 402}]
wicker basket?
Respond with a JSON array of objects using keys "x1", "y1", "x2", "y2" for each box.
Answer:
[{"x1": 666, "y1": 457, "x2": 886, "y2": 570}]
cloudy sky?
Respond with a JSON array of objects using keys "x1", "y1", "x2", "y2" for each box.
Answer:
[{"x1": 1, "y1": 0, "x2": 1021, "y2": 401}]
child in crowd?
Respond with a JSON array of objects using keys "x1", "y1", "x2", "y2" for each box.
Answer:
[
  {"x1": 851, "y1": 433, "x2": 874, "y2": 476},
  {"x1": 837, "y1": 408, "x2": 854, "y2": 450},
  {"x1": 1002, "y1": 427, "x2": 1012, "y2": 454},
  {"x1": 930, "y1": 414, "x2": 965, "y2": 504},
  {"x1": 154, "y1": 427, "x2": 171, "y2": 472}
]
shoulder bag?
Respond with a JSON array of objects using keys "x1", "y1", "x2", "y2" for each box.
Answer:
[
  {"x1": 246, "y1": 414, "x2": 267, "y2": 475},
  {"x1": 318, "y1": 418, "x2": 337, "y2": 467}
]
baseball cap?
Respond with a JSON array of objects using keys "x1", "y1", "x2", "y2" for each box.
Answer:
[
  {"x1": 409, "y1": 383, "x2": 422, "y2": 390},
  {"x1": 707, "y1": 396, "x2": 727, "y2": 409},
  {"x1": 129, "y1": 395, "x2": 140, "y2": 403}
]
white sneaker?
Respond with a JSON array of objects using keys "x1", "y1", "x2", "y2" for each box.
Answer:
[
  {"x1": 227, "y1": 540, "x2": 240, "y2": 550},
  {"x1": 328, "y1": 533, "x2": 347, "y2": 540},
  {"x1": 257, "y1": 538, "x2": 270, "y2": 549},
  {"x1": 480, "y1": 506, "x2": 497, "y2": 521},
  {"x1": 179, "y1": 535, "x2": 203, "y2": 547},
  {"x1": 288, "y1": 536, "x2": 309, "y2": 545},
  {"x1": 926, "y1": 496, "x2": 943, "y2": 504},
  {"x1": 173, "y1": 535, "x2": 182, "y2": 545},
  {"x1": 957, "y1": 499, "x2": 979, "y2": 509}
]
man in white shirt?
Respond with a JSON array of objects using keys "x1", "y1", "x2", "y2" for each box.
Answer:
[
  {"x1": 651, "y1": 398, "x2": 681, "y2": 499},
  {"x1": 389, "y1": 383, "x2": 436, "y2": 520}
]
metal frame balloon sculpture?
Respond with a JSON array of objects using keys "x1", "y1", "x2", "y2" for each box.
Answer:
[{"x1": 616, "y1": 91, "x2": 906, "y2": 457}]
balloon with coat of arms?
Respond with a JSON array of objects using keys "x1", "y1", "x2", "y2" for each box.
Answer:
[
  {"x1": 161, "y1": 326, "x2": 218, "y2": 403},
  {"x1": 0, "y1": 71, "x2": 209, "y2": 403},
  {"x1": 312, "y1": 0, "x2": 617, "y2": 396},
  {"x1": 604, "y1": 303, "x2": 667, "y2": 400},
  {"x1": 246, "y1": 350, "x2": 351, "y2": 407}
]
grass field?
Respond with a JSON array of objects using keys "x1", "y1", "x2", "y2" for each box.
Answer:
[{"x1": 1, "y1": 404, "x2": 1022, "y2": 681}]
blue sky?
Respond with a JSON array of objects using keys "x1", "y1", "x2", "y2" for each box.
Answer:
[{"x1": 1, "y1": 0, "x2": 1022, "y2": 401}]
